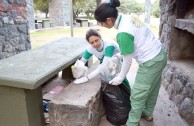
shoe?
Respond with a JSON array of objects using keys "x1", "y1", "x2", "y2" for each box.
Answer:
[{"x1": 141, "y1": 113, "x2": 153, "y2": 122}]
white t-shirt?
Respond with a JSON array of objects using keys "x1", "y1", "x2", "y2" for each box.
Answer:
[
  {"x1": 82, "y1": 38, "x2": 120, "y2": 62},
  {"x1": 114, "y1": 14, "x2": 161, "y2": 64}
]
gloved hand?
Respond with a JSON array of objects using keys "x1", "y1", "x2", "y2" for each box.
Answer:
[
  {"x1": 74, "y1": 76, "x2": 88, "y2": 84},
  {"x1": 109, "y1": 76, "x2": 123, "y2": 85},
  {"x1": 113, "y1": 53, "x2": 122, "y2": 61}
]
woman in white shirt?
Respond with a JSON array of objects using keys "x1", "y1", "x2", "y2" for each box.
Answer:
[
  {"x1": 74, "y1": 28, "x2": 131, "y2": 90},
  {"x1": 94, "y1": 0, "x2": 167, "y2": 126}
]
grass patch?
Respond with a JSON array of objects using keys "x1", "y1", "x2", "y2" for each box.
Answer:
[
  {"x1": 30, "y1": 22, "x2": 159, "y2": 49},
  {"x1": 30, "y1": 26, "x2": 117, "y2": 48}
]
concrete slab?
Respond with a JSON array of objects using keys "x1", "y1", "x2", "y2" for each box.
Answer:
[{"x1": 0, "y1": 37, "x2": 88, "y2": 89}]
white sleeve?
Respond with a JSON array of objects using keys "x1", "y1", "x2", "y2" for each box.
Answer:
[
  {"x1": 102, "y1": 56, "x2": 110, "y2": 64},
  {"x1": 80, "y1": 57, "x2": 88, "y2": 64},
  {"x1": 87, "y1": 68, "x2": 100, "y2": 80},
  {"x1": 117, "y1": 54, "x2": 132, "y2": 80}
]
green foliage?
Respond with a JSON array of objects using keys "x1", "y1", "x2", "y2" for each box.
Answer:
[
  {"x1": 73, "y1": 0, "x2": 96, "y2": 18},
  {"x1": 34, "y1": 0, "x2": 49, "y2": 17},
  {"x1": 151, "y1": 0, "x2": 160, "y2": 18},
  {"x1": 119, "y1": 0, "x2": 144, "y2": 15}
]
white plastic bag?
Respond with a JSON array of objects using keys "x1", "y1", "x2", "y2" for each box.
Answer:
[
  {"x1": 99, "y1": 56, "x2": 122, "y2": 82},
  {"x1": 71, "y1": 60, "x2": 88, "y2": 79}
]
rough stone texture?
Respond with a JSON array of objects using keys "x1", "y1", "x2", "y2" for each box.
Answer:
[
  {"x1": 161, "y1": 60, "x2": 194, "y2": 124},
  {"x1": 160, "y1": 0, "x2": 194, "y2": 124},
  {"x1": 49, "y1": 0, "x2": 71, "y2": 26},
  {"x1": 26, "y1": 0, "x2": 35, "y2": 30},
  {"x1": 175, "y1": 19, "x2": 194, "y2": 34},
  {"x1": 49, "y1": 76, "x2": 102, "y2": 126},
  {"x1": 0, "y1": 0, "x2": 31, "y2": 60}
]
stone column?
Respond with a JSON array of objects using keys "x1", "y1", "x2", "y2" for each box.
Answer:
[
  {"x1": 0, "y1": 0, "x2": 31, "y2": 60},
  {"x1": 26, "y1": 0, "x2": 35, "y2": 30},
  {"x1": 49, "y1": 0, "x2": 71, "y2": 26},
  {"x1": 144, "y1": 0, "x2": 151, "y2": 24}
]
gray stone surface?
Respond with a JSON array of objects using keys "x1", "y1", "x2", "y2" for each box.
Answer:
[
  {"x1": 0, "y1": 0, "x2": 30, "y2": 60},
  {"x1": 0, "y1": 86, "x2": 45, "y2": 126},
  {"x1": 162, "y1": 60, "x2": 194, "y2": 124},
  {"x1": 26, "y1": 0, "x2": 35, "y2": 30},
  {"x1": 49, "y1": 0, "x2": 71, "y2": 26},
  {"x1": 175, "y1": 19, "x2": 194, "y2": 34},
  {"x1": 49, "y1": 71, "x2": 102, "y2": 126},
  {"x1": 0, "y1": 37, "x2": 88, "y2": 89},
  {"x1": 160, "y1": 0, "x2": 194, "y2": 124}
]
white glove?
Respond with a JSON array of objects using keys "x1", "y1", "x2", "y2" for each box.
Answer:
[
  {"x1": 109, "y1": 76, "x2": 123, "y2": 85},
  {"x1": 74, "y1": 76, "x2": 88, "y2": 84},
  {"x1": 113, "y1": 53, "x2": 123, "y2": 60},
  {"x1": 72, "y1": 60, "x2": 88, "y2": 79}
]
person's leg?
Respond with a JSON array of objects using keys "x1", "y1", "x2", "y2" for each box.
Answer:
[
  {"x1": 126, "y1": 65, "x2": 153, "y2": 126},
  {"x1": 143, "y1": 73, "x2": 161, "y2": 117},
  {"x1": 127, "y1": 50, "x2": 167, "y2": 126},
  {"x1": 143, "y1": 50, "x2": 167, "y2": 116}
]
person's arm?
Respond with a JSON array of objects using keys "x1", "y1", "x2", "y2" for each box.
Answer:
[
  {"x1": 74, "y1": 68, "x2": 100, "y2": 84},
  {"x1": 109, "y1": 32, "x2": 134, "y2": 85},
  {"x1": 109, "y1": 54, "x2": 132, "y2": 85},
  {"x1": 81, "y1": 49, "x2": 92, "y2": 64},
  {"x1": 100, "y1": 44, "x2": 115, "y2": 64},
  {"x1": 80, "y1": 57, "x2": 88, "y2": 64}
]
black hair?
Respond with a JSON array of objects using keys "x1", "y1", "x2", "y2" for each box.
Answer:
[
  {"x1": 94, "y1": 0, "x2": 120, "y2": 22},
  {"x1": 86, "y1": 29, "x2": 101, "y2": 42}
]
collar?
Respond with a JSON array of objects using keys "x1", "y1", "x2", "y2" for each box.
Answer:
[
  {"x1": 114, "y1": 14, "x2": 122, "y2": 29},
  {"x1": 97, "y1": 39, "x2": 104, "y2": 52}
]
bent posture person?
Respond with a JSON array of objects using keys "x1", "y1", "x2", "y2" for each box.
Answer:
[
  {"x1": 73, "y1": 28, "x2": 130, "y2": 90},
  {"x1": 94, "y1": 0, "x2": 167, "y2": 126}
]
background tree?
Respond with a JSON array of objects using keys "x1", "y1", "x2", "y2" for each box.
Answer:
[
  {"x1": 34, "y1": 0, "x2": 49, "y2": 18},
  {"x1": 119, "y1": 0, "x2": 144, "y2": 15},
  {"x1": 151, "y1": 0, "x2": 160, "y2": 18},
  {"x1": 73, "y1": 0, "x2": 96, "y2": 18}
]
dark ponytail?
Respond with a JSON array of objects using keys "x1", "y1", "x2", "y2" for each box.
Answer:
[{"x1": 95, "y1": 0, "x2": 120, "y2": 22}]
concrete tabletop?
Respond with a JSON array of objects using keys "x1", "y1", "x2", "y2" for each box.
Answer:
[{"x1": 0, "y1": 37, "x2": 88, "y2": 90}]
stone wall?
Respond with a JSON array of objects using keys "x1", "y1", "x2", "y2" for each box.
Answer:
[
  {"x1": 0, "y1": 0, "x2": 31, "y2": 60},
  {"x1": 160, "y1": 0, "x2": 194, "y2": 124},
  {"x1": 162, "y1": 61, "x2": 194, "y2": 124},
  {"x1": 49, "y1": 0, "x2": 71, "y2": 27}
]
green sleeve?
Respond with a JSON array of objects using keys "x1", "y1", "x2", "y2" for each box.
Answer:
[
  {"x1": 105, "y1": 46, "x2": 115, "y2": 57},
  {"x1": 116, "y1": 32, "x2": 134, "y2": 55},
  {"x1": 82, "y1": 50, "x2": 92, "y2": 60}
]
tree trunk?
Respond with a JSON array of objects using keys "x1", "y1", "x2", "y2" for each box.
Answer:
[
  {"x1": 96, "y1": 0, "x2": 101, "y2": 6},
  {"x1": 144, "y1": 0, "x2": 151, "y2": 24},
  {"x1": 46, "y1": 12, "x2": 48, "y2": 18}
]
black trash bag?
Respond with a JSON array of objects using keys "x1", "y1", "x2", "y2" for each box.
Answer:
[{"x1": 101, "y1": 80, "x2": 131, "y2": 126}]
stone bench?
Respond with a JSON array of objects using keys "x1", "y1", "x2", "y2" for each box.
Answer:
[
  {"x1": 76, "y1": 18, "x2": 89, "y2": 27},
  {"x1": 0, "y1": 37, "x2": 89, "y2": 126},
  {"x1": 48, "y1": 63, "x2": 103, "y2": 126}
]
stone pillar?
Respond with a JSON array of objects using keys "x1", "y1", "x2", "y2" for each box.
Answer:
[
  {"x1": 0, "y1": 0, "x2": 31, "y2": 60},
  {"x1": 26, "y1": 0, "x2": 35, "y2": 30},
  {"x1": 144, "y1": 0, "x2": 151, "y2": 24},
  {"x1": 0, "y1": 86, "x2": 45, "y2": 126},
  {"x1": 49, "y1": 0, "x2": 71, "y2": 26}
]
